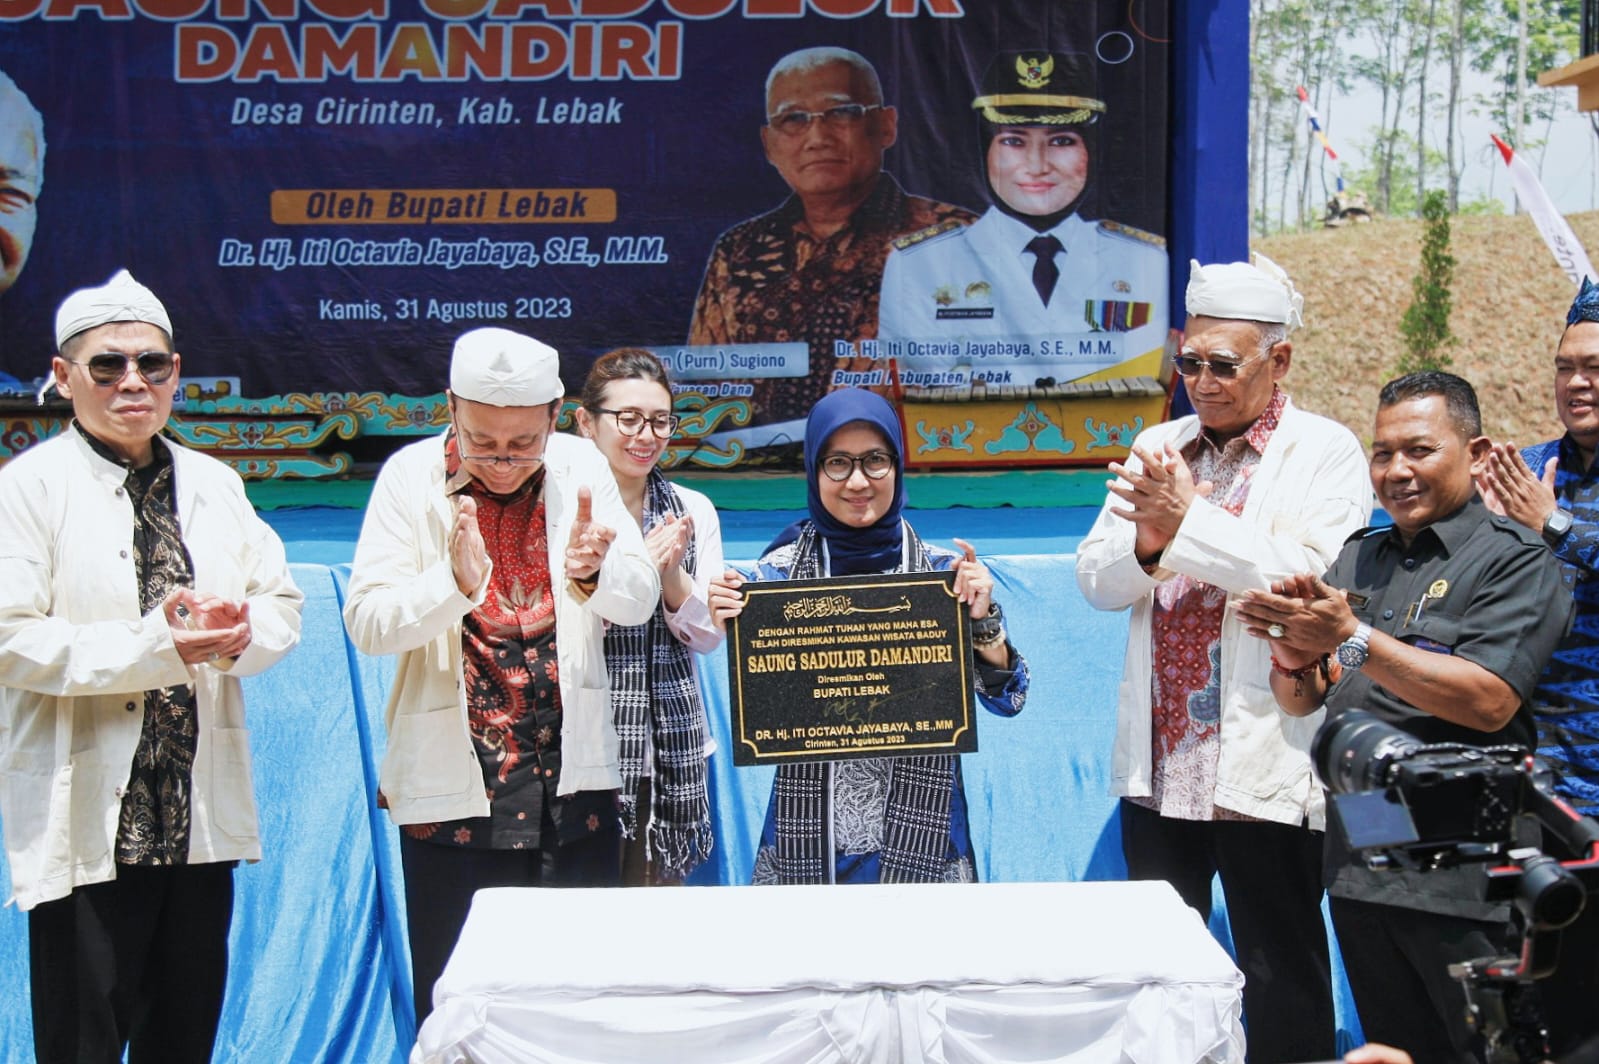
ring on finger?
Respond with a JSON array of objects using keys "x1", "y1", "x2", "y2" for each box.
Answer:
[{"x1": 1267, "y1": 623, "x2": 1286, "y2": 639}]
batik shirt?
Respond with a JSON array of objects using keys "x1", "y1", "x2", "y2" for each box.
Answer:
[
  {"x1": 1138, "y1": 388, "x2": 1286, "y2": 821},
  {"x1": 74, "y1": 424, "x2": 201, "y2": 866},
  {"x1": 402, "y1": 431, "x2": 613, "y2": 850},
  {"x1": 1522, "y1": 435, "x2": 1599, "y2": 815},
  {"x1": 688, "y1": 174, "x2": 975, "y2": 425}
]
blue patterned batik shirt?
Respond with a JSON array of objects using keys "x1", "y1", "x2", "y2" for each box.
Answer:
[{"x1": 1523, "y1": 435, "x2": 1599, "y2": 815}]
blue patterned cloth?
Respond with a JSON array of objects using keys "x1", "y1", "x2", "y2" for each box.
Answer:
[{"x1": 1523, "y1": 435, "x2": 1599, "y2": 815}]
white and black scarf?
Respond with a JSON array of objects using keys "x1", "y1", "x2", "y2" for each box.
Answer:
[
  {"x1": 606, "y1": 470, "x2": 713, "y2": 879},
  {"x1": 770, "y1": 520, "x2": 957, "y2": 884}
]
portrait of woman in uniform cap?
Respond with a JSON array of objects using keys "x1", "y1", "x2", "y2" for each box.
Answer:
[{"x1": 877, "y1": 50, "x2": 1168, "y2": 387}]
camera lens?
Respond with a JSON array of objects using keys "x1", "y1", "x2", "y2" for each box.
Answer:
[
  {"x1": 1517, "y1": 854, "x2": 1587, "y2": 931},
  {"x1": 1312, "y1": 710, "x2": 1424, "y2": 793}
]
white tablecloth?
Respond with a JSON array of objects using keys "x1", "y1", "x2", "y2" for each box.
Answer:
[{"x1": 413, "y1": 880, "x2": 1244, "y2": 1064}]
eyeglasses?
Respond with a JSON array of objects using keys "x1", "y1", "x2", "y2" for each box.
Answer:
[
  {"x1": 767, "y1": 103, "x2": 881, "y2": 138},
  {"x1": 594, "y1": 408, "x2": 679, "y2": 439},
  {"x1": 69, "y1": 351, "x2": 176, "y2": 386},
  {"x1": 455, "y1": 427, "x2": 544, "y2": 467},
  {"x1": 457, "y1": 451, "x2": 543, "y2": 468},
  {"x1": 1172, "y1": 349, "x2": 1269, "y2": 380},
  {"x1": 819, "y1": 450, "x2": 896, "y2": 482},
  {"x1": 1555, "y1": 360, "x2": 1599, "y2": 380}
]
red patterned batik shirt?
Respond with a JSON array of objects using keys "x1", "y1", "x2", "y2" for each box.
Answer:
[
  {"x1": 1137, "y1": 387, "x2": 1286, "y2": 821},
  {"x1": 402, "y1": 432, "x2": 614, "y2": 850}
]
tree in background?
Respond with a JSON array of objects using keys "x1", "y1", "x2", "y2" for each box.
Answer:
[
  {"x1": 1471, "y1": 0, "x2": 1582, "y2": 209},
  {"x1": 1251, "y1": 0, "x2": 1356, "y2": 233},
  {"x1": 1248, "y1": 0, "x2": 1581, "y2": 233},
  {"x1": 1398, "y1": 190, "x2": 1457, "y2": 373}
]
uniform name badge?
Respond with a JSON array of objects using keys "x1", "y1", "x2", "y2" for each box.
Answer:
[{"x1": 933, "y1": 282, "x2": 994, "y2": 320}]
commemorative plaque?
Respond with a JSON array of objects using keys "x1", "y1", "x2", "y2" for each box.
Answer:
[{"x1": 728, "y1": 570, "x2": 976, "y2": 766}]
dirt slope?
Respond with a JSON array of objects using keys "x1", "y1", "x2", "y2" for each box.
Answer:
[{"x1": 1256, "y1": 211, "x2": 1599, "y2": 447}]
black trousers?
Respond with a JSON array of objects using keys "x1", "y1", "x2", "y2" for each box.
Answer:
[
  {"x1": 1120, "y1": 800, "x2": 1334, "y2": 1064},
  {"x1": 1330, "y1": 895, "x2": 1507, "y2": 1064},
  {"x1": 27, "y1": 862, "x2": 235, "y2": 1064},
  {"x1": 400, "y1": 819, "x2": 620, "y2": 1025}
]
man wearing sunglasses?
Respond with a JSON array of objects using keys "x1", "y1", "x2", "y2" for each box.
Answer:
[
  {"x1": 0, "y1": 269, "x2": 304, "y2": 1063},
  {"x1": 688, "y1": 46, "x2": 974, "y2": 442},
  {"x1": 1076, "y1": 255, "x2": 1370, "y2": 1063},
  {"x1": 342, "y1": 327, "x2": 658, "y2": 1026}
]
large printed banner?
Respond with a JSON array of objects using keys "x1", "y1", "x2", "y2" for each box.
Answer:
[{"x1": 0, "y1": 0, "x2": 1170, "y2": 470}]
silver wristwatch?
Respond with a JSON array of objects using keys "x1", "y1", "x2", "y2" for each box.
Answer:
[
  {"x1": 1335, "y1": 622, "x2": 1372, "y2": 670},
  {"x1": 1544, "y1": 507, "x2": 1575, "y2": 545}
]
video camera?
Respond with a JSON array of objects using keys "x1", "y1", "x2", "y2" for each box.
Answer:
[{"x1": 1313, "y1": 710, "x2": 1599, "y2": 1063}]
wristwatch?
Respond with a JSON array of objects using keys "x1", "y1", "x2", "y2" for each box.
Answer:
[
  {"x1": 1335, "y1": 622, "x2": 1372, "y2": 671},
  {"x1": 1543, "y1": 507, "x2": 1575, "y2": 545}
]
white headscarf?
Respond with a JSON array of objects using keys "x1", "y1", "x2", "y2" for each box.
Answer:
[
  {"x1": 449, "y1": 327, "x2": 564, "y2": 407},
  {"x1": 54, "y1": 269, "x2": 172, "y2": 349},
  {"x1": 1185, "y1": 252, "x2": 1304, "y2": 332}
]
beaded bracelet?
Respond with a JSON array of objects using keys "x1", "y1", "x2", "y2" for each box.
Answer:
[{"x1": 1271, "y1": 654, "x2": 1331, "y2": 697}]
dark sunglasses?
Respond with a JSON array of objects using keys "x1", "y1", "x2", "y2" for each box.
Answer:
[
  {"x1": 69, "y1": 350, "x2": 176, "y2": 386},
  {"x1": 1171, "y1": 350, "x2": 1267, "y2": 381}
]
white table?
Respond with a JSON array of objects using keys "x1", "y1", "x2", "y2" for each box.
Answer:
[{"x1": 413, "y1": 880, "x2": 1244, "y2": 1064}]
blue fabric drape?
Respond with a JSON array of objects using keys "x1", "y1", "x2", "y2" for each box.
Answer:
[
  {"x1": 0, "y1": 565, "x2": 411, "y2": 1064},
  {"x1": 0, "y1": 552, "x2": 1364, "y2": 1059}
]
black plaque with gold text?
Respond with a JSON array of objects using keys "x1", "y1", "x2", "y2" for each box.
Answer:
[{"x1": 728, "y1": 571, "x2": 975, "y2": 766}]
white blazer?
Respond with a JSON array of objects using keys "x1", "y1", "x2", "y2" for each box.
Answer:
[
  {"x1": 0, "y1": 431, "x2": 303, "y2": 910},
  {"x1": 343, "y1": 432, "x2": 659, "y2": 825},
  {"x1": 1075, "y1": 399, "x2": 1372, "y2": 828}
]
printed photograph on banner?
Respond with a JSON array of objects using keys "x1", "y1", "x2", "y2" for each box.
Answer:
[
  {"x1": 0, "y1": 1, "x2": 1170, "y2": 473},
  {"x1": 877, "y1": 50, "x2": 1168, "y2": 407}
]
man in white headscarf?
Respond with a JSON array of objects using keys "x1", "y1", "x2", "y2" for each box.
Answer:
[
  {"x1": 0, "y1": 269, "x2": 304, "y2": 1063},
  {"x1": 0, "y1": 67, "x2": 45, "y2": 295},
  {"x1": 1076, "y1": 254, "x2": 1370, "y2": 1063},
  {"x1": 342, "y1": 327, "x2": 658, "y2": 1025}
]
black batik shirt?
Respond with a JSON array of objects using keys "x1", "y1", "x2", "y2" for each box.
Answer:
[{"x1": 76, "y1": 424, "x2": 201, "y2": 867}]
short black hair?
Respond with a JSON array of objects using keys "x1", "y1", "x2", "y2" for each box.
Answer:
[{"x1": 1377, "y1": 370, "x2": 1481, "y2": 439}]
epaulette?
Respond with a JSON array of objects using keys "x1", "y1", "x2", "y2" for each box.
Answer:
[
  {"x1": 1487, "y1": 512, "x2": 1548, "y2": 547},
  {"x1": 1097, "y1": 220, "x2": 1166, "y2": 248},
  {"x1": 1344, "y1": 524, "x2": 1389, "y2": 544},
  {"x1": 892, "y1": 219, "x2": 966, "y2": 252}
]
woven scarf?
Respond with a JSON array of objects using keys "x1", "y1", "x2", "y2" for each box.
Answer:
[
  {"x1": 770, "y1": 520, "x2": 958, "y2": 884},
  {"x1": 605, "y1": 470, "x2": 713, "y2": 879}
]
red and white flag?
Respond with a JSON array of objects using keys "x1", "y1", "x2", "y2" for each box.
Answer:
[{"x1": 1492, "y1": 134, "x2": 1596, "y2": 286}]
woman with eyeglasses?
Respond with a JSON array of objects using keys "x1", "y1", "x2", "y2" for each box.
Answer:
[
  {"x1": 877, "y1": 50, "x2": 1167, "y2": 388},
  {"x1": 707, "y1": 389, "x2": 1028, "y2": 884},
  {"x1": 575, "y1": 348, "x2": 722, "y2": 885}
]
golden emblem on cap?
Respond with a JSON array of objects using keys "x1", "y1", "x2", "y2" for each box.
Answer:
[{"x1": 1016, "y1": 55, "x2": 1054, "y2": 90}]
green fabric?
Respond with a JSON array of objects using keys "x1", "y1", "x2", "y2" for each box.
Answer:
[
  {"x1": 244, "y1": 469, "x2": 1110, "y2": 512},
  {"x1": 245, "y1": 479, "x2": 380, "y2": 510}
]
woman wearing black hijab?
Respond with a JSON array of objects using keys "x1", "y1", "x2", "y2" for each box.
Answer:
[{"x1": 707, "y1": 389, "x2": 1028, "y2": 884}]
